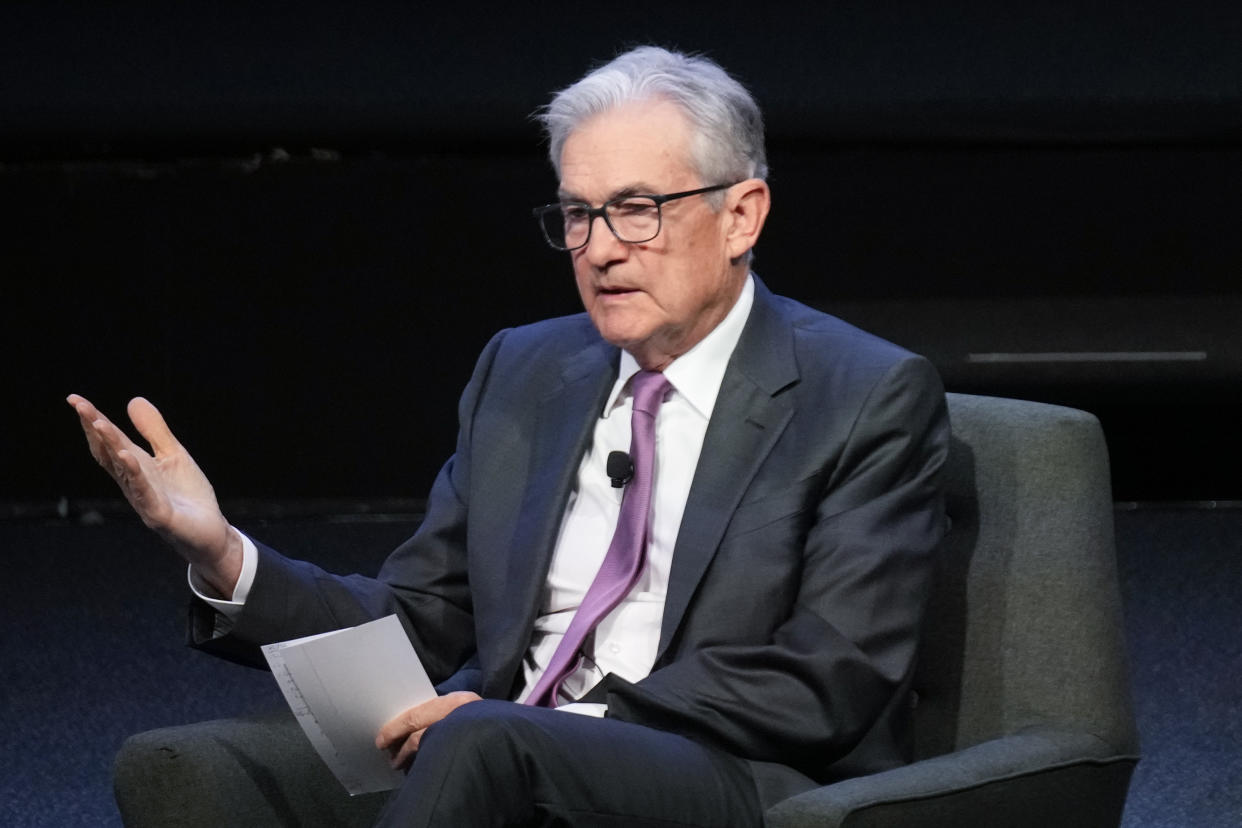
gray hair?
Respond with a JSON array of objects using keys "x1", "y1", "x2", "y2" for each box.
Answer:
[{"x1": 538, "y1": 46, "x2": 768, "y2": 199}]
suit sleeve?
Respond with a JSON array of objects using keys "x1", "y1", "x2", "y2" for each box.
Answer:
[{"x1": 604, "y1": 356, "x2": 950, "y2": 778}]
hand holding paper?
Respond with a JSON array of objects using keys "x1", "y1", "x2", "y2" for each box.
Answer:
[
  {"x1": 261, "y1": 614, "x2": 439, "y2": 795},
  {"x1": 376, "y1": 691, "x2": 483, "y2": 771}
]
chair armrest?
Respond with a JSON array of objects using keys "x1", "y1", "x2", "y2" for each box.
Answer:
[
  {"x1": 114, "y1": 712, "x2": 387, "y2": 828},
  {"x1": 764, "y1": 728, "x2": 1139, "y2": 828}
]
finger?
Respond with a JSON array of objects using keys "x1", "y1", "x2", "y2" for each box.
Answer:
[
  {"x1": 67, "y1": 395, "x2": 176, "y2": 531},
  {"x1": 127, "y1": 397, "x2": 182, "y2": 456},
  {"x1": 67, "y1": 395, "x2": 135, "y2": 455},
  {"x1": 78, "y1": 420, "x2": 160, "y2": 507},
  {"x1": 68, "y1": 394, "x2": 111, "y2": 448},
  {"x1": 66, "y1": 393, "x2": 95, "y2": 416},
  {"x1": 375, "y1": 691, "x2": 482, "y2": 751},
  {"x1": 89, "y1": 412, "x2": 148, "y2": 464},
  {"x1": 391, "y1": 731, "x2": 426, "y2": 770},
  {"x1": 69, "y1": 402, "x2": 139, "y2": 473},
  {"x1": 376, "y1": 706, "x2": 428, "y2": 751},
  {"x1": 113, "y1": 447, "x2": 170, "y2": 519},
  {"x1": 68, "y1": 399, "x2": 110, "y2": 466}
]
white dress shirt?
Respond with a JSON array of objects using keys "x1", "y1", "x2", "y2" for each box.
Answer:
[{"x1": 194, "y1": 276, "x2": 756, "y2": 714}]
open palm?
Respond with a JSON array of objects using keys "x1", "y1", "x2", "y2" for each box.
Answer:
[{"x1": 67, "y1": 394, "x2": 241, "y2": 594}]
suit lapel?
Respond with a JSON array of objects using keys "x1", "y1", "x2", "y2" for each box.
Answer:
[
  {"x1": 657, "y1": 281, "x2": 801, "y2": 660},
  {"x1": 488, "y1": 339, "x2": 618, "y2": 695}
]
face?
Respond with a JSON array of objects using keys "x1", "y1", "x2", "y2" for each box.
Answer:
[{"x1": 558, "y1": 99, "x2": 751, "y2": 371}]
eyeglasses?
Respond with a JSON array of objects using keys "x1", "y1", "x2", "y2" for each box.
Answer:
[{"x1": 533, "y1": 182, "x2": 739, "y2": 252}]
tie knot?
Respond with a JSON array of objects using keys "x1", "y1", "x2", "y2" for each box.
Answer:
[{"x1": 629, "y1": 370, "x2": 670, "y2": 416}]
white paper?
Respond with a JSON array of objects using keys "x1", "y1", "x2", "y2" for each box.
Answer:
[{"x1": 261, "y1": 614, "x2": 436, "y2": 795}]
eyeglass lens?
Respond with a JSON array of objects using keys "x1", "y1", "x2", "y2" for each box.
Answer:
[{"x1": 542, "y1": 197, "x2": 662, "y2": 249}]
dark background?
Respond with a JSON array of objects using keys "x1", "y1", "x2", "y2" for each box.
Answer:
[
  {"x1": 4, "y1": 2, "x2": 1241, "y2": 506},
  {"x1": 3, "y1": 4, "x2": 1241, "y2": 827}
]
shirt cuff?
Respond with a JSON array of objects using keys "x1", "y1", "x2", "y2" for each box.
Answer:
[
  {"x1": 555, "y1": 703, "x2": 608, "y2": 718},
  {"x1": 186, "y1": 528, "x2": 258, "y2": 625}
]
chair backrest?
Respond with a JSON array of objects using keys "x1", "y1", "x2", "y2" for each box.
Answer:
[{"x1": 911, "y1": 393, "x2": 1139, "y2": 760}]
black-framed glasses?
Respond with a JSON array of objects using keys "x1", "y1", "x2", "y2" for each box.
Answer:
[{"x1": 533, "y1": 182, "x2": 740, "y2": 252}]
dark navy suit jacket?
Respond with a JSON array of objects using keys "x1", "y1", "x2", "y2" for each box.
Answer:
[{"x1": 194, "y1": 276, "x2": 950, "y2": 797}]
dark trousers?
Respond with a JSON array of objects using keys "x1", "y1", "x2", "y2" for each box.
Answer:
[{"x1": 376, "y1": 700, "x2": 764, "y2": 827}]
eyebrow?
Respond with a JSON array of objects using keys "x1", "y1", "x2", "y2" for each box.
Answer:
[{"x1": 556, "y1": 183, "x2": 661, "y2": 204}]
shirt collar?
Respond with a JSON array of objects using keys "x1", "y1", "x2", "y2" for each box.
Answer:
[{"x1": 603, "y1": 274, "x2": 755, "y2": 420}]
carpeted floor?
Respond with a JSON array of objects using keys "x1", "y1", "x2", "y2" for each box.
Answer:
[
  {"x1": 1, "y1": 506, "x2": 1238, "y2": 827},
  {"x1": 1113, "y1": 507, "x2": 1242, "y2": 826}
]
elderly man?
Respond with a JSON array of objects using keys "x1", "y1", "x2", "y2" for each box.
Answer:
[{"x1": 70, "y1": 46, "x2": 948, "y2": 827}]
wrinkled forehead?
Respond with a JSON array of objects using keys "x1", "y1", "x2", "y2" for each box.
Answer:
[{"x1": 557, "y1": 99, "x2": 700, "y2": 200}]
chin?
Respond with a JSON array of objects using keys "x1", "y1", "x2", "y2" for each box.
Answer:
[
  {"x1": 589, "y1": 311, "x2": 648, "y2": 347},
  {"x1": 596, "y1": 328, "x2": 646, "y2": 352}
]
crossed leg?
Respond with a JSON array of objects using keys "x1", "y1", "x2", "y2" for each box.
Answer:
[{"x1": 376, "y1": 700, "x2": 763, "y2": 828}]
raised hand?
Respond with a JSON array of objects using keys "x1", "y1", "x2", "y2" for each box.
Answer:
[{"x1": 66, "y1": 394, "x2": 243, "y2": 596}]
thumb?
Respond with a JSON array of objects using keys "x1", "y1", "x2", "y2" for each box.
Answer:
[{"x1": 127, "y1": 397, "x2": 182, "y2": 456}]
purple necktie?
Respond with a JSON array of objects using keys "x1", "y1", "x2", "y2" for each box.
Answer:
[{"x1": 525, "y1": 370, "x2": 671, "y2": 707}]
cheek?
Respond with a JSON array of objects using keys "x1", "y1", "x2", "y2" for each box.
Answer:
[
  {"x1": 653, "y1": 265, "x2": 698, "y2": 312},
  {"x1": 571, "y1": 261, "x2": 593, "y2": 305}
]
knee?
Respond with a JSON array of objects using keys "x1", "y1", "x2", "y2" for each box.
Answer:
[
  {"x1": 414, "y1": 699, "x2": 570, "y2": 789},
  {"x1": 419, "y1": 699, "x2": 538, "y2": 760},
  {"x1": 385, "y1": 702, "x2": 549, "y2": 824}
]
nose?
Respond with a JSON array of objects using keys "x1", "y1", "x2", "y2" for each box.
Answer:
[{"x1": 580, "y1": 213, "x2": 629, "y2": 267}]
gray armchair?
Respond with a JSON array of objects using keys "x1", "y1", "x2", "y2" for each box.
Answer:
[
  {"x1": 115, "y1": 393, "x2": 1140, "y2": 826},
  {"x1": 766, "y1": 393, "x2": 1140, "y2": 826}
]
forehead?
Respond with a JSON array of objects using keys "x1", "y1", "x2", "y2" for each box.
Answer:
[{"x1": 558, "y1": 99, "x2": 698, "y2": 199}]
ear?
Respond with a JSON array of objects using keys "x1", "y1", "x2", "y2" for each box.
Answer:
[{"x1": 723, "y1": 178, "x2": 771, "y2": 261}]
